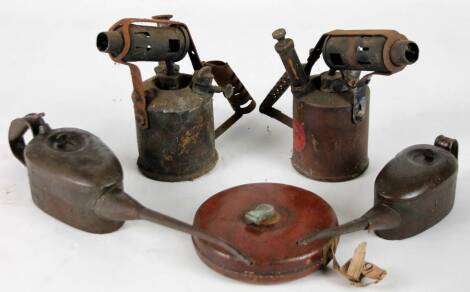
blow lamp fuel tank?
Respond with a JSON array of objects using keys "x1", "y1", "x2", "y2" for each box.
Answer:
[
  {"x1": 260, "y1": 28, "x2": 419, "y2": 181},
  {"x1": 97, "y1": 15, "x2": 255, "y2": 181}
]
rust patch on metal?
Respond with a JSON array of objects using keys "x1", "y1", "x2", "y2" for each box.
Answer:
[{"x1": 179, "y1": 123, "x2": 203, "y2": 156}]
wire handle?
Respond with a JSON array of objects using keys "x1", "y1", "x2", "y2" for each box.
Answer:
[
  {"x1": 204, "y1": 61, "x2": 256, "y2": 138},
  {"x1": 9, "y1": 113, "x2": 50, "y2": 165}
]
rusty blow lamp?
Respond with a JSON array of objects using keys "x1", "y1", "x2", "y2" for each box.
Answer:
[
  {"x1": 260, "y1": 29, "x2": 419, "y2": 181},
  {"x1": 8, "y1": 113, "x2": 251, "y2": 265},
  {"x1": 97, "y1": 15, "x2": 255, "y2": 181}
]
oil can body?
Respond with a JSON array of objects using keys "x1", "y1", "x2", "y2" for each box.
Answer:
[
  {"x1": 24, "y1": 127, "x2": 125, "y2": 233},
  {"x1": 291, "y1": 76, "x2": 370, "y2": 181},
  {"x1": 135, "y1": 74, "x2": 218, "y2": 181},
  {"x1": 374, "y1": 143, "x2": 458, "y2": 239}
]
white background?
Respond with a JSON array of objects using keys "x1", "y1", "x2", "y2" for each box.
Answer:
[{"x1": 0, "y1": 0, "x2": 469, "y2": 291}]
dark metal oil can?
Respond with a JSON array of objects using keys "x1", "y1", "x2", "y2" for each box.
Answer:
[
  {"x1": 8, "y1": 113, "x2": 251, "y2": 264},
  {"x1": 298, "y1": 135, "x2": 459, "y2": 244}
]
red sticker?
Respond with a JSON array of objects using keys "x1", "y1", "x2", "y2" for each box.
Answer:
[{"x1": 293, "y1": 119, "x2": 306, "y2": 151}]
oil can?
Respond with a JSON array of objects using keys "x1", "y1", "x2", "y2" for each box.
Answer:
[
  {"x1": 261, "y1": 29, "x2": 419, "y2": 181},
  {"x1": 97, "y1": 16, "x2": 255, "y2": 181},
  {"x1": 8, "y1": 113, "x2": 250, "y2": 264},
  {"x1": 299, "y1": 135, "x2": 459, "y2": 244}
]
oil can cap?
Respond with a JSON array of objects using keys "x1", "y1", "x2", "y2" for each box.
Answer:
[{"x1": 192, "y1": 183, "x2": 338, "y2": 283}]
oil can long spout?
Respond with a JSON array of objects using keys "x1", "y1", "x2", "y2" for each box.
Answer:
[
  {"x1": 298, "y1": 204, "x2": 401, "y2": 246},
  {"x1": 138, "y1": 208, "x2": 252, "y2": 265},
  {"x1": 94, "y1": 188, "x2": 252, "y2": 265}
]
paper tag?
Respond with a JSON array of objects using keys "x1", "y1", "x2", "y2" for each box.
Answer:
[{"x1": 329, "y1": 241, "x2": 387, "y2": 287}]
